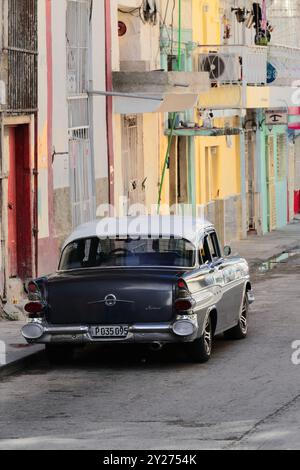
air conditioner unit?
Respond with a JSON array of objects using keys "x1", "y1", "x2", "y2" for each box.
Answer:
[{"x1": 199, "y1": 53, "x2": 241, "y2": 83}]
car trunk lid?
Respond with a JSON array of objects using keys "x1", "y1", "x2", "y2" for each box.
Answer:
[{"x1": 46, "y1": 268, "x2": 182, "y2": 325}]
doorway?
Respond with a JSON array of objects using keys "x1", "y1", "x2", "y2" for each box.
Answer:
[
  {"x1": 7, "y1": 125, "x2": 32, "y2": 279},
  {"x1": 245, "y1": 131, "x2": 256, "y2": 232},
  {"x1": 205, "y1": 146, "x2": 220, "y2": 202},
  {"x1": 265, "y1": 135, "x2": 277, "y2": 231},
  {"x1": 169, "y1": 136, "x2": 188, "y2": 206},
  {"x1": 121, "y1": 115, "x2": 145, "y2": 209}
]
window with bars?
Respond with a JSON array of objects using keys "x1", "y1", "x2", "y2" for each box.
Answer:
[
  {"x1": 66, "y1": 0, "x2": 95, "y2": 228},
  {"x1": 66, "y1": 0, "x2": 90, "y2": 95},
  {"x1": 6, "y1": 0, "x2": 38, "y2": 111}
]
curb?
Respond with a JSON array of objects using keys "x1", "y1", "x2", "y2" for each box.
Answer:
[{"x1": 0, "y1": 348, "x2": 45, "y2": 380}]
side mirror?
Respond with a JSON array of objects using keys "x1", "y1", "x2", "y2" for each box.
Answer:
[{"x1": 224, "y1": 245, "x2": 232, "y2": 257}]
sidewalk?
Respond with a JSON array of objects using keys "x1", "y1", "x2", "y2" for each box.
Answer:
[
  {"x1": 0, "y1": 321, "x2": 44, "y2": 379},
  {"x1": 231, "y1": 217, "x2": 300, "y2": 267}
]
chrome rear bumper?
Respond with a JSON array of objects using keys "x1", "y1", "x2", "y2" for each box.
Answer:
[{"x1": 21, "y1": 317, "x2": 199, "y2": 345}]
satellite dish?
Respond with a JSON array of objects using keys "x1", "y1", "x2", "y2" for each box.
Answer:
[
  {"x1": 267, "y1": 62, "x2": 278, "y2": 84},
  {"x1": 201, "y1": 55, "x2": 225, "y2": 80}
]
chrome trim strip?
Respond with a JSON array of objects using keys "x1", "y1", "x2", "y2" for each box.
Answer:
[
  {"x1": 44, "y1": 325, "x2": 90, "y2": 334},
  {"x1": 88, "y1": 299, "x2": 135, "y2": 306},
  {"x1": 39, "y1": 322, "x2": 173, "y2": 335},
  {"x1": 129, "y1": 323, "x2": 172, "y2": 332}
]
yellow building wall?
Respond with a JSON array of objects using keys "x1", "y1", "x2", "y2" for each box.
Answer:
[
  {"x1": 192, "y1": 0, "x2": 241, "y2": 207},
  {"x1": 143, "y1": 113, "x2": 161, "y2": 209},
  {"x1": 192, "y1": 0, "x2": 221, "y2": 45},
  {"x1": 113, "y1": 114, "x2": 123, "y2": 214},
  {"x1": 195, "y1": 129, "x2": 241, "y2": 205},
  {"x1": 198, "y1": 85, "x2": 270, "y2": 109}
]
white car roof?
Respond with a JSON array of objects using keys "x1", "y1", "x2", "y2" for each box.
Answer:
[{"x1": 62, "y1": 216, "x2": 214, "y2": 250}]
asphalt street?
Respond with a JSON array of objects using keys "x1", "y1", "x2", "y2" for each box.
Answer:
[{"x1": 1, "y1": 254, "x2": 300, "y2": 450}]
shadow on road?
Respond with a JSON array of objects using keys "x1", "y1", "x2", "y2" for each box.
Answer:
[{"x1": 34, "y1": 335, "x2": 234, "y2": 373}]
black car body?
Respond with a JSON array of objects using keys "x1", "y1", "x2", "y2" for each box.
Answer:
[{"x1": 22, "y1": 216, "x2": 254, "y2": 363}]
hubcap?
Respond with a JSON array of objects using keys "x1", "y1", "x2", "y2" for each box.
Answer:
[
  {"x1": 240, "y1": 299, "x2": 248, "y2": 334},
  {"x1": 204, "y1": 318, "x2": 212, "y2": 355}
]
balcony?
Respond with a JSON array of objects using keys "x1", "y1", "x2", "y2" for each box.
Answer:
[
  {"x1": 196, "y1": 44, "x2": 268, "y2": 109},
  {"x1": 268, "y1": 45, "x2": 300, "y2": 86},
  {"x1": 112, "y1": 70, "x2": 210, "y2": 114},
  {"x1": 267, "y1": 45, "x2": 300, "y2": 108}
]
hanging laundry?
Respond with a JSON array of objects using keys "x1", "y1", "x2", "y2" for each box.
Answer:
[
  {"x1": 142, "y1": 0, "x2": 157, "y2": 25},
  {"x1": 261, "y1": 0, "x2": 267, "y2": 32},
  {"x1": 252, "y1": 2, "x2": 262, "y2": 33}
]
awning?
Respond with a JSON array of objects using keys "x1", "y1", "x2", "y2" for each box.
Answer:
[
  {"x1": 113, "y1": 93, "x2": 199, "y2": 114},
  {"x1": 112, "y1": 70, "x2": 210, "y2": 114}
]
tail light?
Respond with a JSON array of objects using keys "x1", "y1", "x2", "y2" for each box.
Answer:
[
  {"x1": 24, "y1": 301, "x2": 45, "y2": 319},
  {"x1": 26, "y1": 281, "x2": 41, "y2": 301},
  {"x1": 176, "y1": 278, "x2": 190, "y2": 298},
  {"x1": 175, "y1": 278, "x2": 194, "y2": 312},
  {"x1": 175, "y1": 299, "x2": 193, "y2": 312},
  {"x1": 177, "y1": 279, "x2": 188, "y2": 290},
  {"x1": 28, "y1": 281, "x2": 38, "y2": 294}
]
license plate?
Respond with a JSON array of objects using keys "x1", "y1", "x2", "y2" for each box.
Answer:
[{"x1": 90, "y1": 325, "x2": 129, "y2": 338}]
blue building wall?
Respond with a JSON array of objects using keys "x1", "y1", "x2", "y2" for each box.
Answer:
[{"x1": 259, "y1": 115, "x2": 288, "y2": 233}]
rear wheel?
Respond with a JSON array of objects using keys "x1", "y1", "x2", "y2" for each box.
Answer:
[
  {"x1": 224, "y1": 295, "x2": 249, "y2": 340},
  {"x1": 187, "y1": 316, "x2": 212, "y2": 363},
  {"x1": 45, "y1": 344, "x2": 74, "y2": 365}
]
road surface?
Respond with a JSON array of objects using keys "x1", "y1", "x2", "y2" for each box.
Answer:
[{"x1": 1, "y1": 254, "x2": 300, "y2": 450}]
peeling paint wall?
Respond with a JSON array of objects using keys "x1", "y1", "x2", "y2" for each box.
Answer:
[{"x1": 37, "y1": 0, "x2": 108, "y2": 273}]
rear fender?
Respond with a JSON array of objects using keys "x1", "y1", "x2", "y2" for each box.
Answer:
[{"x1": 199, "y1": 305, "x2": 217, "y2": 337}]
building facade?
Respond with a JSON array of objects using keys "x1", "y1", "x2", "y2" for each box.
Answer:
[
  {"x1": 37, "y1": 0, "x2": 109, "y2": 276},
  {"x1": 110, "y1": 0, "x2": 209, "y2": 217},
  {"x1": 1, "y1": 0, "x2": 300, "y2": 310},
  {"x1": 1, "y1": 0, "x2": 109, "y2": 310},
  {"x1": 0, "y1": 0, "x2": 38, "y2": 307}
]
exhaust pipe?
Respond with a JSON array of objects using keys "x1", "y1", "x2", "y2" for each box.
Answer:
[{"x1": 150, "y1": 342, "x2": 163, "y2": 351}]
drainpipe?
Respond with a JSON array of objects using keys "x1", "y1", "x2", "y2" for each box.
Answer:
[
  {"x1": 33, "y1": 112, "x2": 38, "y2": 277},
  {"x1": 104, "y1": 0, "x2": 114, "y2": 207},
  {"x1": 0, "y1": 113, "x2": 7, "y2": 302}
]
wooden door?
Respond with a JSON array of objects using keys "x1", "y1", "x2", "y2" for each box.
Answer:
[
  {"x1": 8, "y1": 128, "x2": 17, "y2": 277},
  {"x1": 7, "y1": 125, "x2": 32, "y2": 279}
]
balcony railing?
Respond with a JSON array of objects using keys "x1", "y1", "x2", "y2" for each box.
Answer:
[
  {"x1": 196, "y1": 45, "x2": 268, "y2": 86},
  {"x1": 268, "y1": 45, "x2": 300, "y2": 86}
]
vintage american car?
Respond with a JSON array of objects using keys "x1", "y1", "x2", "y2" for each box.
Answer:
[{"x1": 21, "y1": 216, "x2": 254, "y2": 364}]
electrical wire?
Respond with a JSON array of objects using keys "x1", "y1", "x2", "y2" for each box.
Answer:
[
  {"x1": 118, "y1": 1, "x2": 158, "y2": 25},
  {"x1": 157, "y1": 0, "x2": 182, "y2": 212}
]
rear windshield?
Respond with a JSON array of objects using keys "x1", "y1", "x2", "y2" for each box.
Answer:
[{"x1": 59, "y1": 237, "x2": 196, "y2": 270}]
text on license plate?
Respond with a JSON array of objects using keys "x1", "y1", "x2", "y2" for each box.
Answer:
[{"x1": 90, "y1": 325, "x2": 129, "y2": 338}]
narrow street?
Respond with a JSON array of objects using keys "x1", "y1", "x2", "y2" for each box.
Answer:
[{"x1": 1, "y1": 253, "x2": 300, "y2": 450}]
